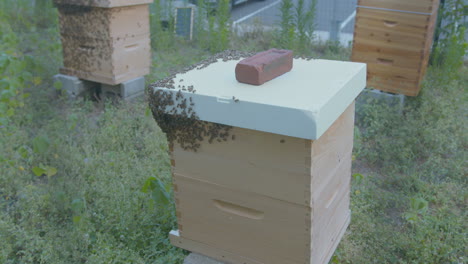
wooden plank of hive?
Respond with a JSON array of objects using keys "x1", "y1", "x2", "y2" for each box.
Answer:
[
  {"x1": 366, "y1": 62, "x2": 421, "y2": 80},
  {"x1": 309, "y1": 103, "x2": 354, "y2": 198},
  {"x1": 355, "y1": 8, "x2": 432, "y2": 31},
  {"x1": 170, "y1": 230, "x2": 264, "y2": 264},
  {"x1": 312, "y1": 156, "x2": 351, "y2": 219},
  {"x1": 172, "y1": 103, "x2": 355, "y2": 207},
  {"x1": 172, "y1": 160, "x2": 352, "y2": 264},
  {"x1": 366, "y1": 74, "x2": 420, "y2": 96},
  {"x1": 352, "y1": 43, "x2": 424, "y2": 69},
  {"x1": 352, "y1": 49, "x2": 423, "y2": 69},
  {"x1": 57, "y1": 4, "x2": 150, "y2": 40},
  {"x1": 353, "y1": 17, "x2": 430, "y2": 40},
  {"x1": 353, "y1": 9, "x2": 430, "y2": 49},
  {"x1": 357, "y1": 0, "x2": 438, "y2": 13},
  {"x1": 173, "y1": 174, "x2": 310, "y2": 264},
  {"x1": 354, "y1": 25, "x2": 428, "y2": 42},
  {"x1": 60, "y1": 34, "x2": 151, "y2": 85},
  {"x1": 353, "y1": 35, "x2": 426, "y2": 53},
  {"x1": 172, "y1": 127, "x2": 311, "y2": 206},
  {"x1": 311, "y1": 191, "x2": 351, "y2": 264}
]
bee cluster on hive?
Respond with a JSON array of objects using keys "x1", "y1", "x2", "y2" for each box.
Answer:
[
  {"x1": 147, "y1": 50, "x2": 258, "y2": 151},
  {"x1": 56, "y1": 3, "x2": 112, "y2": 81}
]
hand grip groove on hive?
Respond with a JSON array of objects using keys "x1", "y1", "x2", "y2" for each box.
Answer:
[
  {"x1": 213, "y1": 200, "x2": 264, "y2": 220},
  {"x1": 79, "y1": 45, "x2": 95, "y2": 51},
  {"x1": 377, "y1": 58, "x2": 394, "y2": 65},
  {"x1": 325, "y1": 190, "x2": 340, "y2": 209},
  {"x1": 383, "y1": 20, "x2": 398, "y2": 27},
  {"x1": 125, "y1": 44, "x2": 139, "y2": 50}
]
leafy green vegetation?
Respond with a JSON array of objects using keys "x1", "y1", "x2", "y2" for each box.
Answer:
[
  {"x1": 431, "y1": 0, "x2": 468, "y2": 83},
  {"x1": 276, "y1": 0, "x2": 317, "y2": 53},
  {"x1": 0, "y1": 0, "x2": 466, "y2": 263}
]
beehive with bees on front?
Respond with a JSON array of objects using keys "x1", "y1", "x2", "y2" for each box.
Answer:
[
  {"x1": 351, "y1": 0, "x2": 439, "y2": 96},
  {"x1": 54, "y1": 0, "x2": 152, "y2": 85},
  {"x1": 148, "y1": 50, "x2": 367, "y2": 264}
]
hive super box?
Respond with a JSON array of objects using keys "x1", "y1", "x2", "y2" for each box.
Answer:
[
  {"x1": 54, "y1": 0, "x2": 152, "y2": 85},
  {"x1": 351, "y1": 0, "x2": 439, "y2": 96},
  {"x1": 150, "y1": 56, "x2": 366, "y2": 264}
]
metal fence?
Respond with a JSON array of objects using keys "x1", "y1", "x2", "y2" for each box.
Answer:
[
  {"x1": 229, "y1": 0, "x2": 468, "y2": 46},
  {"x1": 231, "y1": 0, "x2": 357, "y2": 45}
]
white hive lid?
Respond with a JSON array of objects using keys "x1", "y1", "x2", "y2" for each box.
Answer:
[{"x1": 152, "y1": 57, "x2": 366, "y2": 140}]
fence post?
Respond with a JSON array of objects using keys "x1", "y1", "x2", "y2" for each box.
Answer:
[{"x1": 329, "y1": 0, "x2": 341, "y2": 41}]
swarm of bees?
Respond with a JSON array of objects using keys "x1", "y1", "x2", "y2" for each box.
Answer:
[
  {"x1": 148, "y1": 50, "x2": 258, "y2": 151},
  {"x1": 57, "y1": 3, "x2": 115, "y2": 77},
  {"x1": 148, "y1": 88, "x2": 232, "y2": 152}
]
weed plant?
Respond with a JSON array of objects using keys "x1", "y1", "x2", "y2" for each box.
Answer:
[
  {"x1": 275, "y1": 0, "x2": 317, "y2": 55},
  {"x1": 150, "y1": 0, "x2": 176, "y2": 52},
  {"x1": 212, "y1": 0, "x2": 231, "y2": 52},
  {"x1": 431, "y1": 0, "x2": 468, "y2": 82}
]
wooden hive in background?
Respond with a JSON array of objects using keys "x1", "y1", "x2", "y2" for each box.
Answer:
[
  {"x1": 351, "y1": 0, "x2": 439, "y2": 96},
  {"x1": 54, "y1": 0, "x2": 152, "y2": 85},
  {"x1": 149, "y1": 54, "x2": 367, "y2": 264}
]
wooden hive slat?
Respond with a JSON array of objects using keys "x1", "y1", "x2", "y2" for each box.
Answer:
[
  {"x1": 311, "y1": 157, "x2": 351, "y2": 218},
  {"x1": 351, "y1": 4, "x2": 439, "y2": 96},
  {"x1": 311, "y1": 190, "x2": 351, "y2": 264},
  {"x1": 365, "y1": 62, "x2": 422, "y2": 80},
  {"x1": 173, "y1": 127, "x2": 312, "y2": 206},
  {"x1": 352, "y1": 44, "x2": 424, "y2": 69},
  {"x1": 310, "y1": 103, "x2": 354, "y2": 201},
  {"x1": 173, "y1": 175, "x2": 310, "y2": 264},
  {"x1": 357, "y1": 0, "x2": 438, "y2": 13},
  {"x1": 59, "y1": 34, "x2": 151, "y2": 85},
  {"x1": 170, "y1": 230, "x2": 265, "y2": 264},
  {"x1": 57, "y1": 4, "x2": 150, "y2": 40},
  {"x1": 353, "y1": 8, "x2": 431, "y2": 50}
]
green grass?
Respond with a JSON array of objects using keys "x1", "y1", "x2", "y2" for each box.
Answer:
[
  {"x1": 1, "y1": 1, "x2": 467, "y2": 263},
  {"x1": 1, "y1": 95, "x2": 187, "y2": 263}
]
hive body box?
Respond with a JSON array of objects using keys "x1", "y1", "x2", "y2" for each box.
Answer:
[
  {"x1": 351, "y1": 0, "x2": 439, "y2": 96},
  {"x1": 55, "y1": 0, "x2": 151, "y2": 85},
  {"x1": 151, "y1": 58, "x2": 366, "y2": 264}
]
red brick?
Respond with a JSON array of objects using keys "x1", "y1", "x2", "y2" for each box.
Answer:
[{"x1": 235, "y1": 49, "x2": 293, "y2": 85}]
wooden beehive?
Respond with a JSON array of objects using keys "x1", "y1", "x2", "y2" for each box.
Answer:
[
  {"x1": 149, "y1": 53, "x2": 367, "y2": 264},
  {"x1": 351, "y1": 0, "x2": 439, "y2": 96},
  {"x1": 55, "y1": 1, "x2": 151, "y2": 85}
]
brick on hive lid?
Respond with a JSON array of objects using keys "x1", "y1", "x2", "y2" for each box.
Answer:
[{"x1": 235, "y1": 49, "x2": 293, "y2": 85}]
